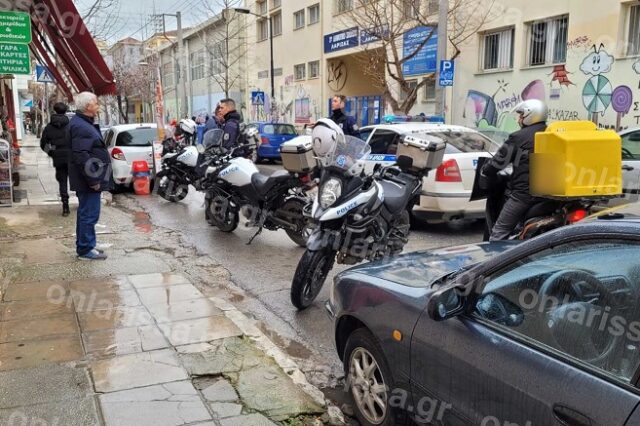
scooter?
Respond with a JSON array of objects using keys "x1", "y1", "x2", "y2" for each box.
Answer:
[{"x1": 289, "y1": 133, "x2": 444, "y2": 310}]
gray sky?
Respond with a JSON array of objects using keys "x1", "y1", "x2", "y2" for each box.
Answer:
[{"x1": 76, "y1": 0, "x2": 221, "y2": 45}]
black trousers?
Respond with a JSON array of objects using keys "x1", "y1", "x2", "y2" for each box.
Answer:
[{"x1": 55, "y1": 164, "x2": 69, "y2": 203}]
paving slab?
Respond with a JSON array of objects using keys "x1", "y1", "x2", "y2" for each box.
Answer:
[
  {"x1": 0, "y1": 397, "x2": 101, "y2": 426},
  {"x1": 0, "y1": 335, "x2": 84, "y2": 371},
  {"x1": 200, "y1": 378, "x2": 238, "y2": 403},
  {"x1": 136, "y1": 283, "x2": 205, "y2": 306},
  {"x1": 91, "y1": 349, "x2": 189, "y2": 393},
  {"x1": 158, "y1": 316, "x2": 242, "y2": 346},
  {"x1": 99, "y1": 381, "x2": 212, "y2": 426},
  {"x1": 178, "y1": 337, "x2": 264, "y2": 376},
  {"x1": 77, "y1": 306, "x2": 154, "y2": 332},
  {"x1": 0, "y1": 299, "x2": 74, "y2": 321},
  {"x1": 82, "y1": 324, "x2": 169, "y2": 357},
  {"x1": 2, "y1": 280, "x2": 69, "y2": 302},
  {"x1": 0, "y1": 238, "x2": 73, "y2": 265},
  {"x1": 209, "y1": 402, "x2": 243, "y2": 419},
  {"x1": 128, "y1": 273, "x2": 190, "y2": 289},
  {"x1": 147, "y1": 298, "x2": 224, "y2": 323},
  {"x1": 0, "y1": 314, "x2": 78, "y2": 343},
  {"x1": 220, "y1": 413, "x2": 277, "y2": 426},
  {"x1": 72, "y1": 288, "x2": 142, "y2": 312}
]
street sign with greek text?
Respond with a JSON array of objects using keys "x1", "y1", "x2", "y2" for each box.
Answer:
[
  {"x1": 0, "y1": 43, "x2": 31, "y2": 75},
  {"x1": 439, "y1": 60, "x2": 454, "y2": 87},
  {"x1": 0, "y1": 11, "x2": 32, "y2": 44}
]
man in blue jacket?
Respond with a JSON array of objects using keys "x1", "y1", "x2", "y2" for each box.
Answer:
[{"x1": 69, "y1": 92, "x2": 113, "y2": 260}]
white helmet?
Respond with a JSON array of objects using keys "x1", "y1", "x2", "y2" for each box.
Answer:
[
  {"x1": 179, "y1": 118, "x2": 197, "y2": 135},
  {"x1": 242, "y1": 124, "x2": 261, "y2": 147},
  {"x1": 311, "y1": 118, "x2": 344, "y2": 157},
  {"x1": 514, "y1": 100, "x2": 547, "y2": 126}
]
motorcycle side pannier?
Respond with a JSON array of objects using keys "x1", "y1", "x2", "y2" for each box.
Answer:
[
  {"x1": 531, "y1": 121, "x2": 622, "y2": 198},
  {"x1": 397, "y1": 134, "x2": 446, "y2": 172},
  {"x1": 281, "y1": 137, "x2": 316, "y2": 173}
]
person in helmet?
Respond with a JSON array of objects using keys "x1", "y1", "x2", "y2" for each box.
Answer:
[
  {"x1": 329, "y1": 95, "x2": 359, "y2": 136},
  {"x1": 480, "y1": 99, "x2": 548, "y2": 241}
]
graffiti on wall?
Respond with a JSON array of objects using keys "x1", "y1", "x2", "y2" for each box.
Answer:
[
  {"x1": 580, "y1": 44, "x2": 614, "y2": 125},
  {"x1": 328, "y1": 61, "x2": 348, "y2": 92}
]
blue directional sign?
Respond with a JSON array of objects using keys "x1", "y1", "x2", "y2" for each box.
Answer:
[
  {"x1": 439, "y1": 60, "x2": 455, "y2": 87},
  {"x1": 324, "y1": 27, "x2": 359, "y2": 53},
  {"x1": 36, "y1": 64, "x2": 55, "y2": 83},
  {"x1": 251, "y1": 90, "x2": 265, "y2": 106},
  {"x1": 402, "y1": 26, "x2": 438, "y2": 76}
]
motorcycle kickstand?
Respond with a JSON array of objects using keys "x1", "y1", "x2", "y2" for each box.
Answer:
[{"x1": 246, "y1": 226, "x2": 264, "y2": 245}]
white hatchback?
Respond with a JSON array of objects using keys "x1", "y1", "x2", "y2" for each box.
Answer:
[
  {"x1": 103, "y1": 124, "x2": 163, "y2": 188},
  {"x1": 359, "y1": 122, "x2": 501, "y2": 222}
]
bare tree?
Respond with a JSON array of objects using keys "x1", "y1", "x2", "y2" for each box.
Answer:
[
  {"x1": 343, "y1": 0, "x2": 495, "y2": 114},
  {"x1": 77, "y1": 0, "x2": 126, "y2": 42},
  {"x1": 198, "y1": 0, "x2": 250, "y2": 98},
  {"x1": 110, "y1": 56, "x2": 157, "y2": 124}
]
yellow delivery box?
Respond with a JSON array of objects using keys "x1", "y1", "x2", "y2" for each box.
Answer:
[{"x1": 530, "y1": 121, "x2": 622, "y2": 198}]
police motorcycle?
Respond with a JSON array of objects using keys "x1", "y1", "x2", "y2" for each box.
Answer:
[
  {"x1": 156, "y1": 124, "x2": 260, "y2": 202},
  {"x1": 290, "y1": 119, "x2": 445, "y2": 310},
  {"x1": 203, "y1": 135, "x2": 316, "y2": 247}
]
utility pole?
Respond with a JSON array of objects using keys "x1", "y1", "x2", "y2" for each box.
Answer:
[
  {"x1": 176, "y1": 11, "x2": 188, "y2": 119},
  {"x1": 435, "y1": 0, "x2": 449, "y2": 119}
]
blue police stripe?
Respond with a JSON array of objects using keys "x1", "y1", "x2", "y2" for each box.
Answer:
[{"x1": 367, "y1": 154, "x2": 397, "y2": 162}]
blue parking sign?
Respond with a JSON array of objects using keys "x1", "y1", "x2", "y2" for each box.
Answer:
[{"x1": 439, "y1": 60, "x2": 454, "y2": 87}]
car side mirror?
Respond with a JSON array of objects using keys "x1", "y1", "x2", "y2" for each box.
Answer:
[{"x1": 427, "y1": 286, "x2": 466, "y2": 321}]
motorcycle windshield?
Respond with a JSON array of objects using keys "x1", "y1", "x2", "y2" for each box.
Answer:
[
  {"x1": 321, "y1": 135, "x2": 371, "y2": 175},
  {"x1": 203, "y1": 129, "x2": 224, "y2": 150}
]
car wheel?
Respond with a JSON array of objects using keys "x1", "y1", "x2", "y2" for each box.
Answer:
[{"x1": 344, "y1": 328, "x2": 397, "y2": 426}]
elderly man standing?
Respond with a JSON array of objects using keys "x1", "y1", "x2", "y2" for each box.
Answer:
[{"x1": 69, "y1": 92, "x2": 113, "y2": 260}]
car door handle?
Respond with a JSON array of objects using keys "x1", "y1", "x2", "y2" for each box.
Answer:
[
  {"x1": 553, "y1": 404, "x2": 592, "y2": 426},
  {"x1": 622, "y1": 165, "x2": 634, "y2": 171}
]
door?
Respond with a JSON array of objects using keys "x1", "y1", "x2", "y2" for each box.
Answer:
[
  {"x1": 411, "y1": 238, "x2": 640, "y2": 425},
  {"x1": 621, "y1": 130, "x2": 640, "y2": 202}
]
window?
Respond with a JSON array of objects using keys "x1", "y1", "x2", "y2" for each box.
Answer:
[
  {"x1": 622, "y1": 131, "x2": 640, "y2": 160},
  {"x1": 481, "y1": 27, "x2": 515, "y2": 71},
  {"x1": 627, "y1": 4, "x2": 640, "y2": 56},
  {"x1": 475, "y1": 240, "x2": 640, "y2": 383},
  {"x1": 190, "y1": 49, "x2": 205, "y2": 80},
  {"x1": 309, "y1": 60, "x2": 320, "y2": 78},
  {"x1": 294, "y1": 9, "x2": 305, "y2": 29},
  {"x1": 294, "y1": 63, "x2": 306, "y2": 80},
  {"x1": 257, "y1": 0, "x2": 267, "y2": 15},
  {"x1": 527, "y1": 15, "x2": 568, "y2": 66},
  {"x1": 209, "y1": 42, "x2": 226, "y2": 76},
  {"x1": 115, "y1": 128, "x2": 157, "y2": 147},
  {"x1": 429, "y1": 131, "x2": 501, "y2": 153},
  {"x1": 272, "y1": 12, "x2": 282, "y2": 36},
  {"x1": 162, "y1": 62, "x2": 174, "y2": 87},
  {"x1": 263, "y1": 124, "x2": 297, "y2": 135},
  {"x1": 369, "y1": 130, "x2": 400, "y2": 155},
  {"x1": 271, "y1": 0, "x2": 281, "y2": 9},
  {"x1": 404, "y1": 0, "x2": 420, "y2": 19},
  {"x1": 335, "y1": 0, "x2": 353, "y2": 14},
  {"x1": 308, "y1": 3, "x2": 320, "y2": 24},
  {"x1": 400, "y1": 79, "x2": 418, "y2": 101},
  {"x1": 257, "y1": 19, "x2": 268, "y2": 41},
  {"x1": 423, "y1": 77, "x2": 436, "y2": 101}
]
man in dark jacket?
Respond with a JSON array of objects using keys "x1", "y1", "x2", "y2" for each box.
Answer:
[
  {"x1": 480, "y1": 99, "x2": 548, "y2": 241},
  {"x1": 218, "y1": 98, "x2": 242, "y2": 152},
  {"x1": 69, "y1": 92, "x2": 113, "y2": 260},
  {"x1": 40, "y1": 102, "x2": 71, "y2": 216},
  {"x1": 329, "y1": 94, "x2": 358, "y2": 136}
]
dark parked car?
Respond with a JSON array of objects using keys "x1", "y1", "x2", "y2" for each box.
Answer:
[
  {"x1": 327, "y1": 203, "x2": 640, "y2": 425},
  {"x1": 252, "y1": 122, "x2": 298, "y2": 161}
]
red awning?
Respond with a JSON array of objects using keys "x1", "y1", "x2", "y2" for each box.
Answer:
[{"x1": 29, "y1": 0, "x2": 116, "y2": 96}]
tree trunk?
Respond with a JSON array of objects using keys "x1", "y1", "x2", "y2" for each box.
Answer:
[{"x1": 117, "y1": 94, "x2": 127, "y2": 124}]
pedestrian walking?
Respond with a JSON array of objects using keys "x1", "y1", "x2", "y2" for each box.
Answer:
[
  {"x1": 329, "y1": 94, "x2": 358, "y2": 136},
  {"x1": 40, "y1": 102, "x2": 71, "y2": 216},
  {"x1": 69, "y1": 92, "x2": 113, "y2": 260}
]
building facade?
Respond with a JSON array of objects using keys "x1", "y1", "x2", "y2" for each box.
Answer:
[{"x1": 453, "y1": 0, "x2": 640, "y2": 132}]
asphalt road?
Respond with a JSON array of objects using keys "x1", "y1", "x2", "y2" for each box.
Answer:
[{"x1": 129, "y1": 164, "x2": 485, "y2": 385}]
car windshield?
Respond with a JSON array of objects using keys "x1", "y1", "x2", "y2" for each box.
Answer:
[
  {"x1": 115, "y1": 128, "x2": 157, "y2": 147},
  {"x1": 428, "y1": 131, "x2": 501, "y2": 154},
  {"x1": 263, "y1": 124, "x2": 297, "y2": 135}
]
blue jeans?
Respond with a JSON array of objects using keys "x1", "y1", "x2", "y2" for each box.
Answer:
[{"x1": 76, "y1": 191, "x2": 101, "y2": 256}]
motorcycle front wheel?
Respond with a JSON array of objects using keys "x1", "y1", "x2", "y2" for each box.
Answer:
[
  {"x1": 280, "y1": 198, "x2": 313, "y2": 248},
  {"x1": 205, "y1": 195, "x2": 239, "y2": 232},
  {"x1": 156, "y1": 172, "x2": 188, "y2": 202},
  {"x1": 290, "y1": 249, "x2": 336, "y2": 310}
]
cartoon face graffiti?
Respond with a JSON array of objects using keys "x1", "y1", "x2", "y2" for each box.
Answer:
[{"x1": 580, "y1": 44, "x2": 614, "y2": 76}]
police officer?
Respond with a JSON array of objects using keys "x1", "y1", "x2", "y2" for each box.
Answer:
[
  {"x1": 329, "y1": 94, "x2": 358, "y2": 136},
  {"x1": 480, "y1": 99, "x2": 548, "y2": 241},
  {"x1": 218, "y1": 98, "x2": 242, "y2": 153}
]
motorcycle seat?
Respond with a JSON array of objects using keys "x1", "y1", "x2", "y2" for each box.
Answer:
[
  {"x1": 380, "y1": 180, "x2": 411, "y2": 214},
  {"x1": 251, "y1": 170, "x2": 292, "y2": 195},
  {"x1": 525, "y1": 200, "x2": 560, "y2": 220}
]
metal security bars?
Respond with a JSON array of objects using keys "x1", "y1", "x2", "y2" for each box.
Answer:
[
  {"x1": 527, "y1": 15, "x2": 568, "y2": 66},
  {"x1": 628, "y1": 4, "x2": 640, "y2": 56},
  {"x1": 482, "y1": 27, "x2": 514, "y2": 71}
]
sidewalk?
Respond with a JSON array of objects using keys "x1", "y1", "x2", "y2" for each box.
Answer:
[{"x1": 0, "y1": 138, "x2": 329, "y2": 425}]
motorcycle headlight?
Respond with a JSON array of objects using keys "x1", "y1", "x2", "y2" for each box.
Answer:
[{"x1": 320, "y1": 178, "x2": 342, "y2": 209}]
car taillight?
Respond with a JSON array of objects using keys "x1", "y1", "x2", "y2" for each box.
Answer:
[
  {"x1": 567, "y1": 209, "x2": 588, "y2": 223},
  {"x1": 261, "y1": 137, "x2": 270, "y2": 145},
  {"x1": 111, "y1": 147, "x2": 126, "y2": 161},
  {"x1": 300, "y1": 174, "x2": 310, "y2": 184},
  {"x1": 435, "y1": 159, "x2": 462, "y2": 182}
]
